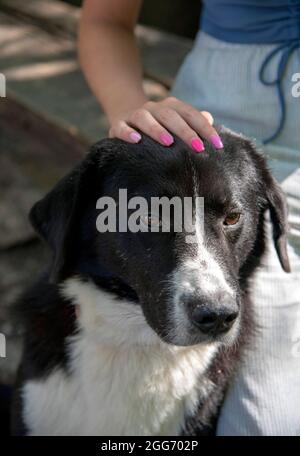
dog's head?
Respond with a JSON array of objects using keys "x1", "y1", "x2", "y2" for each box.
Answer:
[{"x1": 30, "y1": 129, "x2": 290, "y2": 347}]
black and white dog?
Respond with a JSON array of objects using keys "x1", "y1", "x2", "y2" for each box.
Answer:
[{"x1": 12, "y1": 128, "x2": 290, "y2": 436}]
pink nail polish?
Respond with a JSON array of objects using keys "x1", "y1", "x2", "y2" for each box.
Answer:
[
  {"x1": 129, "y1": 132, "x2": 141, "y2": 143},
  {"x1": 160, "y1": 133, "x2": 174, "y2": 146},
  {"x1": 191, "y1": 138, "x2": 205, "y2": 152},
  {"x1": 210, "y1": 134, "x2": 224, "y2": 149}
]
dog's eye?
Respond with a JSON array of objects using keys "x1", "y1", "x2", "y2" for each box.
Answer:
[{"x1": 224, "y1": 212, "x2": 241, "y2": 226}]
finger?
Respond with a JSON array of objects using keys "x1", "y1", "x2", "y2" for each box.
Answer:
[
  {"x1": 166, "y1": 99, "x2": 223, "y2": 149},
  {"x1": 201, "y1": 110, "x2": 214, "y2": 125},
  {"x1": 150, "y1": 106, "x2": 205, "y2": 153},
  {"x1": 109, "y1": 121, "x2": 142, "y2": 144},
  {"x1": 128, "y1": 108, "x2": 174, "y2": 146}
]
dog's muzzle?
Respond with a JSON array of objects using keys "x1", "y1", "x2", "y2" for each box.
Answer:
[{"x1": 182, "y1": 291, "x2": 239, "y2": 337}]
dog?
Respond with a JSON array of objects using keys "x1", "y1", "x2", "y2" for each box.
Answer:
[{"x1": 11, "y1": 128, "x2": 290, "y2": 436}]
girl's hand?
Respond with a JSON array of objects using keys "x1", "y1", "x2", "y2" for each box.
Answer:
[{"x1": 108, "y1": 97, "x2": 223, "y2": 152}]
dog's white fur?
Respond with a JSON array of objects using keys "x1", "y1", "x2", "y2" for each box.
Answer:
[
  {"x1": 22, "y1": 278, "x2": 218, "y2": 436},
  {"x1": 170, "y1": 200, "x2": 235, "y2": 345}
]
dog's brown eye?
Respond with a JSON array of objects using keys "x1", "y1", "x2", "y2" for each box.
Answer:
[{"x1": 224, "y1": 212, "x2": 241, "y2": 226}]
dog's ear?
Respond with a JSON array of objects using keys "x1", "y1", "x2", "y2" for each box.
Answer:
[
  {"x1": 29, "y1": 159, "x2": 94, "y2": 282},
  {"x1": 264, "y1": 173, "x2": 291, "y2": 273},
  {"x1": 224, "y1": 130, "x2": 292, "y2": 273},
  {"x1": 29, "y1": 140, "x2": 116, "y2": 283}
]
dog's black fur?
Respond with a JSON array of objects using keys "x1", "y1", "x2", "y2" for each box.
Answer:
[{"x1": 11, "y1": 129, "x2": 290, "y2": 436}]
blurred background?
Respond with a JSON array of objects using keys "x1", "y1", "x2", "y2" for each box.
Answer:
[{"x1": 0, "y1": 0, "x2": 202, "y2": 433}]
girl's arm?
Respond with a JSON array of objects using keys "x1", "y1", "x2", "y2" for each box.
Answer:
[{"x1": 78, "y1": 0, "x2": 223, "y2": 150}]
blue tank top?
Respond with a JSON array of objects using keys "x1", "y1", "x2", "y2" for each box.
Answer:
[
  {"x1": 200, "y1": 0, "x2": 300, "y2": 143},
  {"x1": 201, "y1": 0, "x2": 300, "y2": 44}
]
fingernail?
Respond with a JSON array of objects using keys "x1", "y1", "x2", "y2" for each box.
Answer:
[
  {"x1": 160, "y1": 133, "x2": 174, "y2": 146},
  {"x1": 210, "y1": 134, "x2": 224, "y2": 149},
  {"x1": 191, "y1": 137, "x2": 205, "y2": 152},
  {"x1": 129, "y1": 132, "x2": 141, "y2": 143}
]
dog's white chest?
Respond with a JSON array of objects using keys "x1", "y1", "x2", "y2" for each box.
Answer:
[
  {"x1": 23, "y1": 338, "x2": 215, "y2": 436},
  {"x1": 23, "y1": 279, "x2": 216, "y2": 435}
]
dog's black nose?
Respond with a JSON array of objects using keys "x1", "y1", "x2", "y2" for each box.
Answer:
[{"x1": 191, "y1": 307, "x2": 238, "y2": 335}]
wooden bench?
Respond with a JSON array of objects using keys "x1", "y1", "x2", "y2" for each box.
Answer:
[{"x1": 0, "y1": 0, "x2": 193, "y2": 143}]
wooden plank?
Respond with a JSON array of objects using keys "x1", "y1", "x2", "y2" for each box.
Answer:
[
  {"x1": 0, "y1": 10, "x2": 168, "y2": 144},
  {"x1": 0, "y1": 0, "x2": 193, "y2": 87},
  {"x1": 0, "y1": 96, "x2": 87, "y2": 249},
  {"x1": 0, "y1": 10, "x2": 108, "y2": 142},
  {"x1": 0, "y1": 0, "x2": 80, "y2": 37}
]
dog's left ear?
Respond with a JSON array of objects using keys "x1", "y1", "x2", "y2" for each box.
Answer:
[
  {"x1": 265, "y1": 174, "x2": 291, "y2": 273},
  {"x1": 29, "y1": 158, "x2": 96, "y2": 283},
  {"x1": 219, "y1": 128, "x2": 291, "y2": 273},
  {"x1": 28, "y1": 139, "x2": 117, "y2": 283}
]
